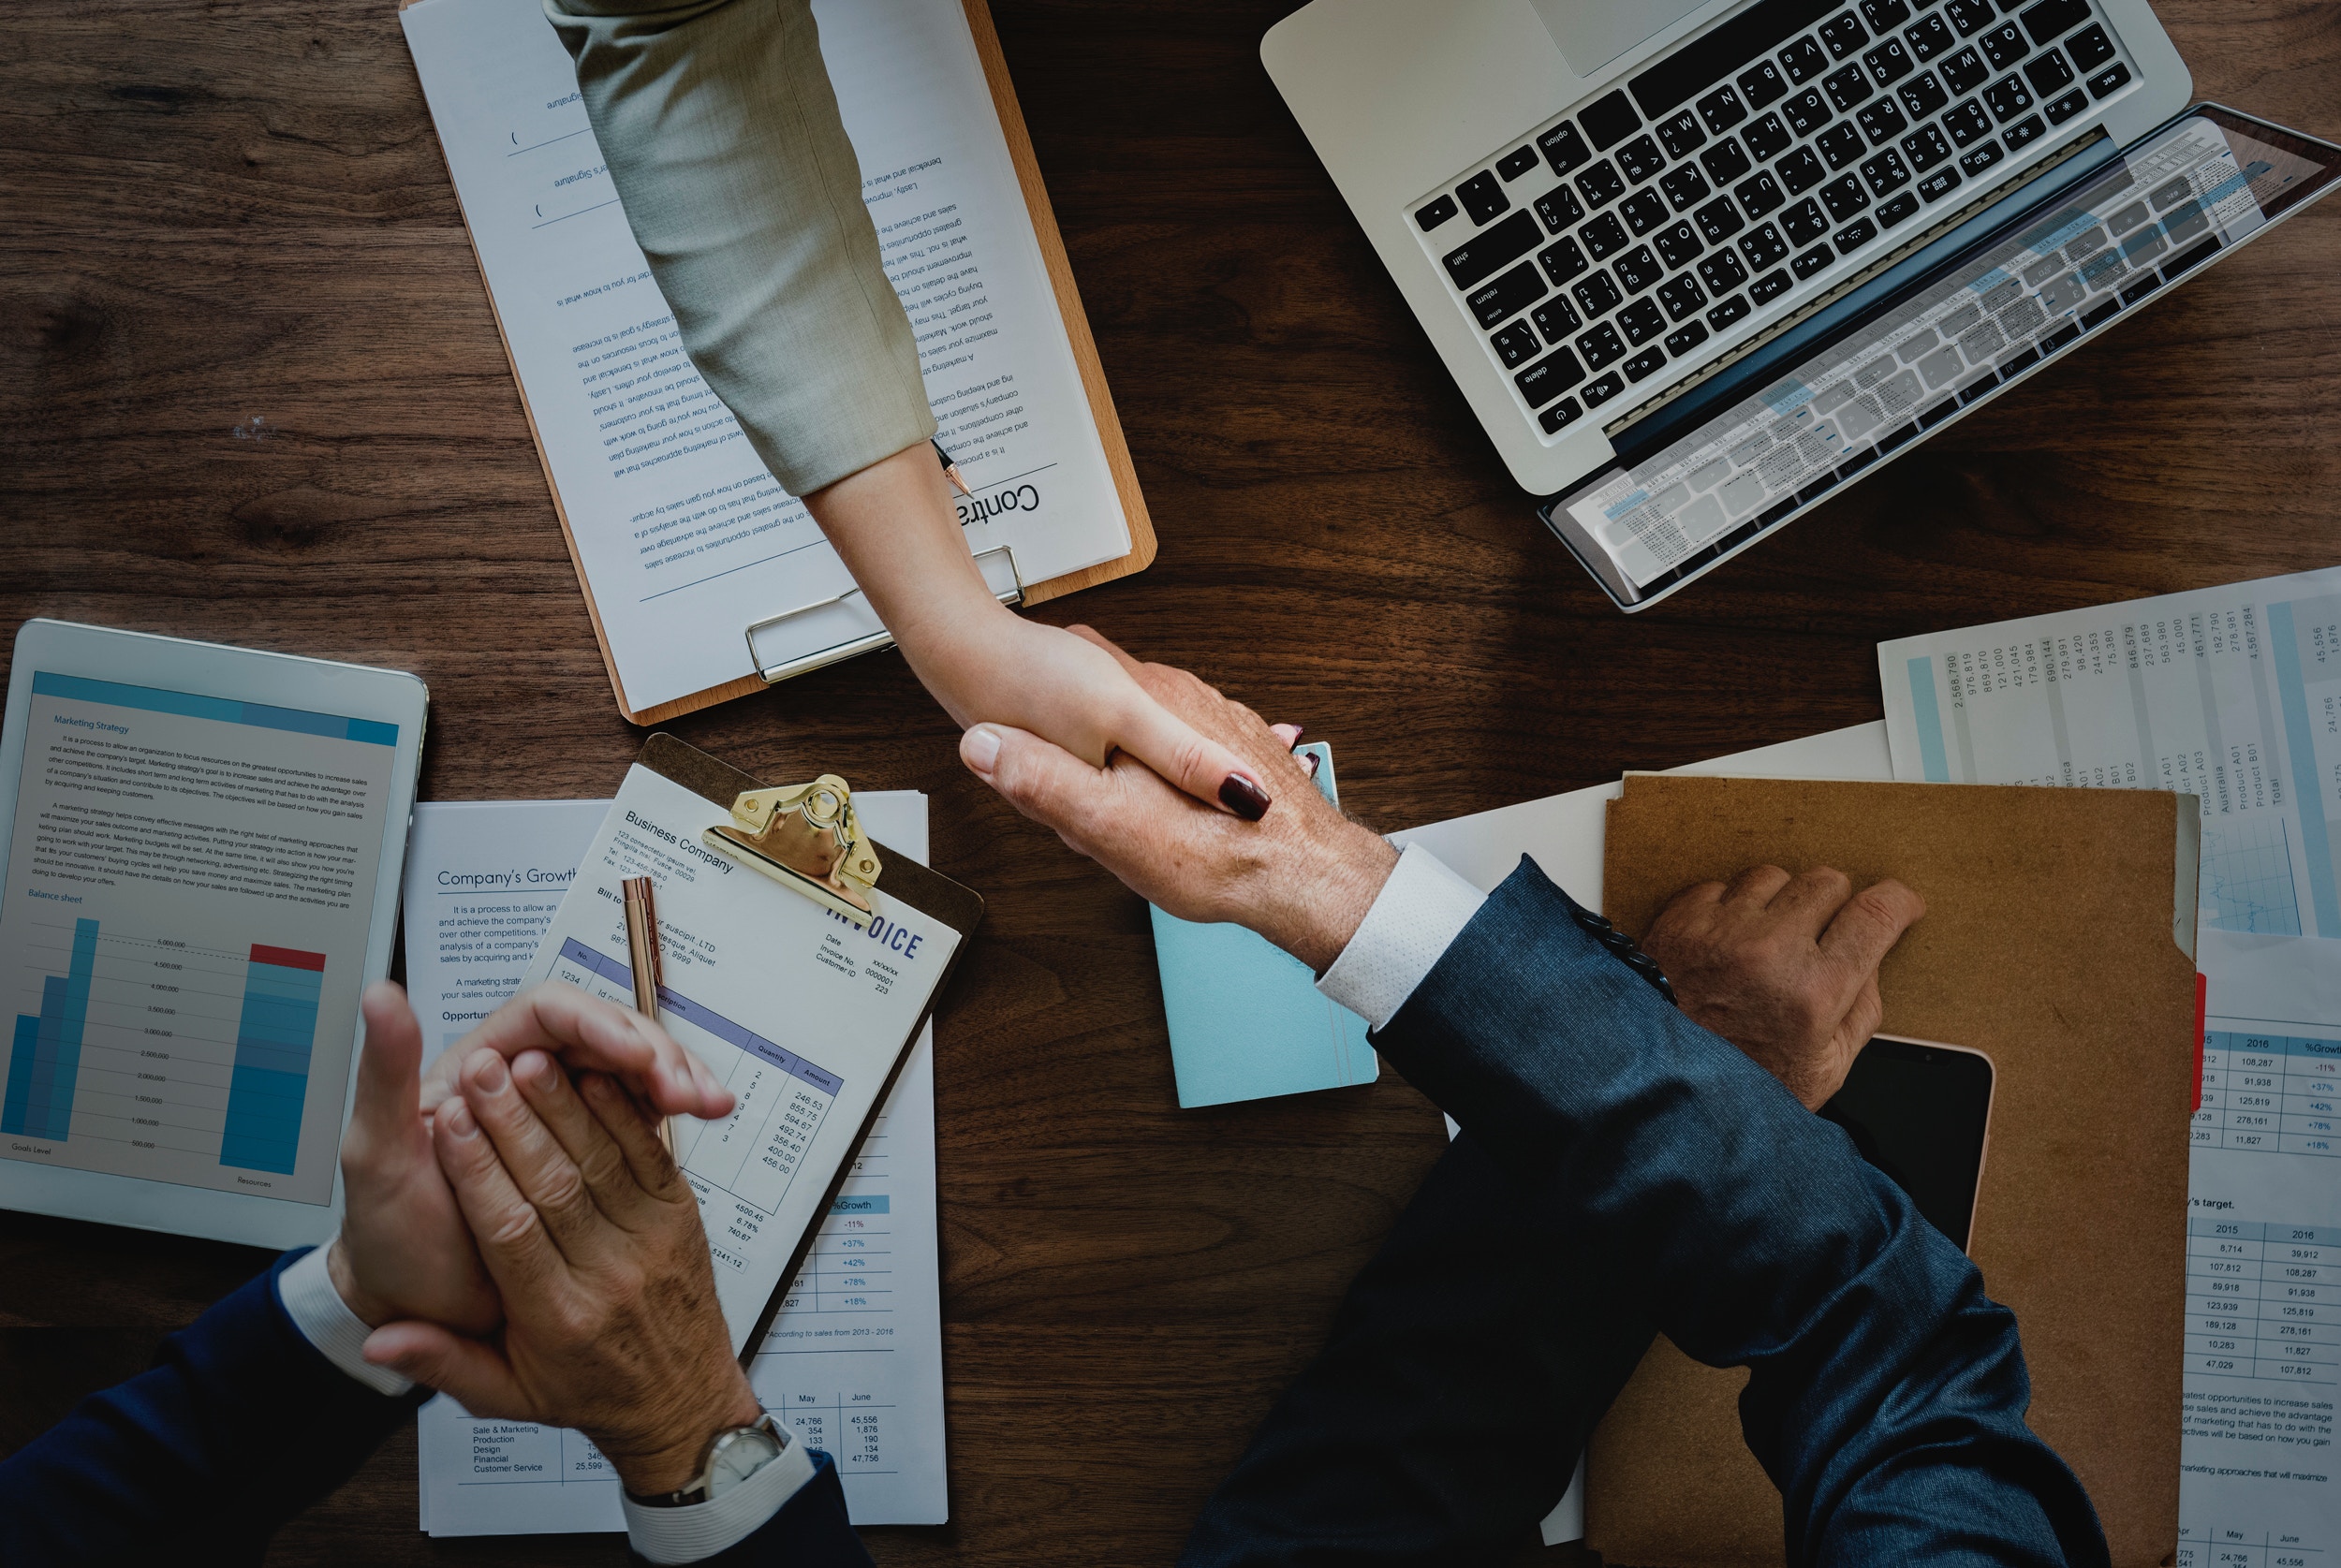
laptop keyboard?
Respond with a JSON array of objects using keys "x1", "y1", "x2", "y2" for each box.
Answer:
[{"x1": 1415, "y1": 0, "x2": 2138, "y2": 438}]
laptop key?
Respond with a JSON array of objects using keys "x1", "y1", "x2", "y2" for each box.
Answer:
[
  {"x1": 1747, "y1": 267, "x2": 1793, "y2": 304},
  {"x1": 1539, "y1": 122, "x2": 1592, "y2": 176},
  {"x1": 1902, "y1": 124, "x2": 1953, "y2": 172},
  {"x1": 1514, "y1": 347, "x2": 1586, "y2": 406},
  {"x1": 1734, "y1": 171, "x2": 1787, "y2": 219},
  {"x1": 2001, "y1": 113, "x2": 2047, "y2": 152},
  {"x1": 1783, "y1": 89, "x2": 1832, "y2": 138},
  {"x1": 1416, "y1": 195, "x2": 1458, "y2": 231},
  {"x1": 1697, "y1": 84, "x2": 1749, "y2": 136},
  {"x1": 1575, "y1": 159, "x2": 1627, "y2": 209},
  {"x1": 1582, "y1": 370, "x2": 1627, "y2": 408},
  {"x1": 2118, "y1": 273, "x2": 2159, "y2": 305},
  {"x1": 2024, "y1": 48, "x2": 2074, "y2": 95},
  {"x1": 1580, "y1": 212, "x2": 1628, "y2": 260},
  {"x1": 1618, "y1": 135, "x2": 1668, "y2": 185},
  {"x1": 1539, "y1": 396, "x2": 1584, "y2": 434},
  {"x1": 1860, "y1": 0, "x2": 1911, "y2": 30},
  {"x1": 1833, "y1": 216, "x2": 1878, "y2": 251},
  {"x1": 1739, "y1": 59, "x2": 1789, "y2": 110},
  {"x1": 1537, "y1": 185, "x2": 1586, "y2": 232},
  {"x1": 1467, "y1": 261, "x2": 1548, "y2": 328},
  {"x1": 1904, "y1": 12, "x2": 1954, "y2": 63},
  {"x1": 1958, "y1": 140, "x2": 2005, "y2": 177},
  {"x1": 2019, "y1": 0, "x2": 2092, "y2": 47},
  {"x1": 1863, "y1": 38, "x2": 1913, "y2": 88},
  {"x1": 1897, "y1": 70, "x2": 1949, "y2": 121},
  {"x1": 1581, "y1": 89, "x2": 1642, "y2": 151},
  {"x1": 2065, "y1": 23, "x2": 2114, "y2": 72},
  {"x1": 1699, "y1": 249, "x2": 1749, "y2": 294},
  {"x1": 1656, "y1": 220, "x2": 1706, "y2": 271},
  {"x1": 1621, "y1": 189, "x2": 1671, "y2": 236},
  {"x1": 1693, "y1": 194, "x2": 1747, "y2": 244},
  {"x1": 1943, "y1": 99, "x2": 1993, "y2": 146},
  {"x1": 1618, "y1": 297, "x2": 1667, "y2": 345},
  {"x1": 1877, "y1": 190, "x2": 1920, "y2": 227},
  {"x1": 1780, "y1": 37, "x2": 1829, "y2": 85},
  {"x1": 1741, "y1": 223, "x2": 1790, "y2": 270},
  {"x1": 1659, "y1": 166, "x2": 1712, "y2": 212},
  {"x1": 2079, "y1": 296, "x2": 2121, "y2": 329},
  {"x1": 1497, "y1": 145, "x2": 1542, "y2": 182},
  {"x1": 1858, "y1": 98, "x2": 1908, "y2": 146},
  {"x1": 1665, "y1": 320, "x2": 1712, "y2": 357},
  {"x1": 2088, "y1": 63, "x2": 2131, "y2": 98},
  {"x1": 1818, "y1": 124, "x2": 1866, "y2": 171},
  {"x1": 1614, "y1": 244, "x2": 1666, "y2": 295},
  {"x1": 1531, "y1": 297, "x2": 1582, "y2": 342},
  {"x1": 1860, "y1": 148, "x2": 1911, "y2": 197},
  {"x1": 1744, "y1": 110, "x2": 1794, "y2": 163},
  {"x1": 1700, "y1": 137, "x2": 1755, "y2": 185},
  {"x1": 1575, "y1": 322, "x2": 1627, "y2": 370},
  {"x1": 1823, "y1": 63, "x2": 1876, "y2": 114},
  {"x1": 1792, "y1": 242, "x2": 1835, "y2": 279},
  {"x1": 1539, "y1": 235, "x2": 1590, "y2": 285},
  {"x1": 1945, "y1": 0, "x2": 1994, "y2": 37},
  {"x1": 1572, "y1": 271, "x2": 1625, "y2": 318},
  {"x1": 1980, "y1": 22, "x2": 2028, "y2": 72},
  {"x1": 1656, "y1": 274, "x2": 1708, "y2": 322},
  {"x1": 1706, "y1": 293, "x2": 1752, "y2": 330},
  {"x1": 1442, "y1": 209, "x2": 1541, "y2": 288},
  {"x1": 1820, "y1": 175, "x2": 1870, "y2": 223},
  {"x1": 1776, "y1": 147, "x2": 1828, "y2": 196},
  {"x1": 1984, "y1": 76, "x2": 2035, "y2": 124},
  {"x1": 1623, "y1": 345, "x2": 1669, "y2": 383},
  {"x1": 1458, "y1": 170, "x2": 1509, "y2": 225},
  {"x1": 1821, "y1": 12, "x2": 1868, "y2": 59},
  {"x1": 1492, "y1": 322, "x2": 1542, "y2": 367},
  {"x1": 1656, "y1": 110, "x2": 1707, "y2": 162},
  {"x1": 1917, "y1": 166, "x2": 1962, "y2": 201},
  {"x1": 1783, "y1": 197, "x2": 1830, "y2": 246},
  {"x1": 1941, "y1": 47, "x2": 1989, "y2": 95}
]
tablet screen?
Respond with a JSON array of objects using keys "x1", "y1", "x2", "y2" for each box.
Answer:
[{"x1": 1, "y1": 671, "x2": 401, "y2": 1207}]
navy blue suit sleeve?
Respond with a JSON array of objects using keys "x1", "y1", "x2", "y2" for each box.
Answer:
[
  {"x1": 635, "y1": 1449, "x2": 873, "y2": 1568},
  {"x1": 0, "y1": 1247, "x2": 424, "y2": 1566},
  {"x1": 1373, "y1": 858, "x2": 2109, "y2": 1568}
]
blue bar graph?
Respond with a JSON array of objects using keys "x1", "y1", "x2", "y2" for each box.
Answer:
[
  {"x1": 3, "y1": 918, "x2": 99, "y2": 1140},
  {"x1": 218, "y1": 945, "x2": 326, "y2": 1175}
]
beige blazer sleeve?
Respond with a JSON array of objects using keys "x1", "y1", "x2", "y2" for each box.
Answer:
[{"x1": 541, "y1": 0, "x2": 935, "y2": 498}]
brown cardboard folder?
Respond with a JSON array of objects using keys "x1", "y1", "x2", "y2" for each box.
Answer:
[{"x1": 1588, "y1": 775, "x2": 2199, "y2": 1568}]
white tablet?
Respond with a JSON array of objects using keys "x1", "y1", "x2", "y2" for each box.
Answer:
[{"x1": 0, "y1": 620, "x2": 427, "y2": 1250}]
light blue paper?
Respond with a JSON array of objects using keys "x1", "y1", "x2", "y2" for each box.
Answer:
[{"x1": 1151, "y1": 743, "x2": 1377, "y2": 1107}]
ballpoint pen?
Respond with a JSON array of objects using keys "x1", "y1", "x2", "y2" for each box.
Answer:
[
  {"x1": 621, "y1": 874, "x2": 678, "y2": 1159},
  {"x1": 932, "y1": 438, "x2": 974, "y2": 499}
]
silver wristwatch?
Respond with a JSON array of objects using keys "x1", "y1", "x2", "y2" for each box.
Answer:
[{"x1": 633, "y1": 1412, "x2": 788, "y2": 1508}]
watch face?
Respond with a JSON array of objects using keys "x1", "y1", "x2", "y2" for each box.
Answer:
[{"x1": 708, "y1": 1425, "x2": 785, "y2": 1491}]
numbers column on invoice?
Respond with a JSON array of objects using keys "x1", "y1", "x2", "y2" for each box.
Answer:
[
  {"x1": 2187, "y1": 1220, "x2": 2341, "y2": 1384},
  {"x1": 2196, "y1": 1033, "x2": 2341, "y2": 1156},
  {"x1": 727, "y1": 1081, "x2": 830, "y2": 1215}
]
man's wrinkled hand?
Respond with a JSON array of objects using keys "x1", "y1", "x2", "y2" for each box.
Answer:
[
  {"x1": 1641, "y1": 866, "x2": 1926, "y2": 1109},
  {"x1": 958, "y1": 627, "x2": 1397, "y2": 974}
]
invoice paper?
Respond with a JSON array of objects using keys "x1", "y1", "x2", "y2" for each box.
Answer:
[
  {"x1": 1879, "y1": 567, "x2": 2341, "y2": 939},
  {"x1": 400, "y1": 0, "x2": 1131, "y2": 713},
  {"x1": 405, "y1": 793, "x2": 950, "y2": 1531}
]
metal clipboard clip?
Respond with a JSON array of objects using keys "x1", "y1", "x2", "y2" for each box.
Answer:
[
  {"x1": 703, "y1": 774, "x2": 884, "y2": 928},
  {"x1": 743, "y1": 545, "x2": 1024, "y2": 686}
]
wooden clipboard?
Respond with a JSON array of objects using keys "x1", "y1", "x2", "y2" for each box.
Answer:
[
  {"x1": 637, "y1": 732, "x2": 985, "y2": 1356},
  {"x1": 404, "y1": 0, "x2": 1157, "y2": 726}
]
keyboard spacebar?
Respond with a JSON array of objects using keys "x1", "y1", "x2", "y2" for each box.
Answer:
[{"x1": 1628, "y1": 0, "x2": 1840, "y2": 118}]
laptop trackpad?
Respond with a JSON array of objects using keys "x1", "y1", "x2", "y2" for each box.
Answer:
[{"x1": 1529, "y1": 0, "x2": 1714, "y2": 80}]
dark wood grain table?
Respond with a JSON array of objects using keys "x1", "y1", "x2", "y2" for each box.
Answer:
[{"x1": 3, "y1": 2, "x2": 2336, "y2": 1561}]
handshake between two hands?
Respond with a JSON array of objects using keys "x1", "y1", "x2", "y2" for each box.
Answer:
[{"x1": 329, "y1": 983, "x2": 761, "y2": 1497}]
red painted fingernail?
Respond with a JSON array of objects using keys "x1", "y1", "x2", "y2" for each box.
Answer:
[{"x1": 1219, "y1": 772, "x2": 1272, "y2": 821}]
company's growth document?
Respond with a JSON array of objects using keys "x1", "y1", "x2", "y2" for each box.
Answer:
[
  {"x1": 0, "y1": 674, "x2": 398, "y2": 1206},
  {"x1": 407, "y1": 792, "x2": 950, "y2": 1532},
  {"x1": 400, "y1": 0, "x2": 1134, "y2": 715},
  {"x1": 1879, "y1": 567, "x2": 2341, "y2": 939}
]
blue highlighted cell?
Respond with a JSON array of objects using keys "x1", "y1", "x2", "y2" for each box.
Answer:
[
  {"x1": 218, "y1": 945, "x2": 326, "y2": 1175},
  {"x1": 32, "y1": 671, "x2": 396, "y2": 747},
  {"x1": 1907, "y1": 656, "x2": 1951, "y2": 783},
  {"x1": 3, "y1": 918, "x2": 98, "y2": 1141}
]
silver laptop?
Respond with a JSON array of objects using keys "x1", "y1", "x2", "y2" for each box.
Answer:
[{"x1": 1264, "y1": 1, "x2": 2339, "y2": 609}]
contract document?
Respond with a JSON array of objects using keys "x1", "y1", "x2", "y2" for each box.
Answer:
[
  {"x1": 1878, "y1": 567, "x2": 2341, "y2": 939},
  {"x1": 402, "y1": 793, "x2": 950, "y2": 1531},
  {"x1": 400, "y1": 0, "x2": 1133, "y2": 716}
]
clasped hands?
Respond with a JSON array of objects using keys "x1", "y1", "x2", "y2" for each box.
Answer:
[{"x1": 330, "y1": 983, "x2": 760, "y2": 1495}]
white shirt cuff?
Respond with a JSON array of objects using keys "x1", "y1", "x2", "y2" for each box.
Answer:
[
  {"x1": 1316, "y1": 843, "x2": 1488, "y2": 1032},
  {"x1": 276, "y1": 1242, "x2": 416, "y2": 1398},
  {"x1": 622, "y1": 1429, "x2": 820, "y2": 1564}
]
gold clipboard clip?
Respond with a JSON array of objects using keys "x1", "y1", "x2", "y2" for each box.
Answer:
[{"x1": 702, "y1": 775, "x2": 884, "y2": 928}]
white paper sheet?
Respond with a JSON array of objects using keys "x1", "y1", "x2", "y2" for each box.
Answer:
[
  {"x1": 399, "y1": 0, "x2": 1130, "y2": 713},
  {"x1": 401, "y1": 793, "x2": 949, "y2": 1531},
  {"x1": 1878, "y1": 567, "x2": 2341, "y2": 941}
]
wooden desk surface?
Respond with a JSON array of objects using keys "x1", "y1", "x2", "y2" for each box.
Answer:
[{"x1": 1, "y1": 2, "x2": 2335, "y2": 1561}]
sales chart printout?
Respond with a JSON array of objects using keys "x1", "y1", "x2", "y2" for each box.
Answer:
[
  {"x1": 400, "y1": 0, "x2": 1132, "y2": 714},
  {"x1": 411, "y1": 792, "x2": 950, "y2": 1531},
  {"x1": 1879, "y1": 566, "x2": 2341, "y2": 939},
  {"x1": 0, "y1": 674, "x2": 396, "y2": 1206},
  {"x1": 2177, "y1": 930, "x2": 2341, "y2": 1566}
]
